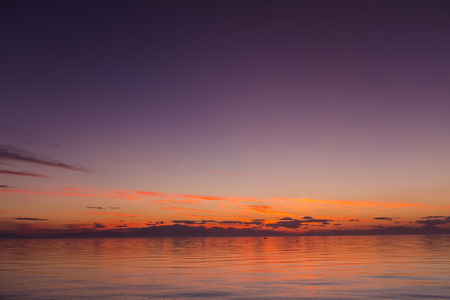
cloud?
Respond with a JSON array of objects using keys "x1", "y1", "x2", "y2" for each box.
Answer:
[
  {"x1": 153, "y1": 199, "x2": 201, "y2": 205},
  {"x1": 146, "y1": 221, "x2": 166, "y2": 225},
  {"x1": 248, "y1": 219, "x2": 265, "y2": 225},
  {"x1": 348, "y1": 219, "x2": 360, "y2": 222},
  {"x1": 0, "y1": 145, "x2": 89, "y2": 172},
  {"x1": 0, "y1": 169, "x2": 49, "y2": 178},
  {"x1": 12, "y1": 217, "x2": 48, "y2": 221},
  {"x1": 115, "y1": 224, "x2": 129, "y2": 228},
  {"x1": 86, "y1": 207, "x2": 105, "y2": 210},
  {"x1": 199, "y1": 220, "x2": 217, "y2": 224},
  {"x1": 276, "y1": 197, "x2": 427, "y2": 210},
  {"x1": 160, "y1": 207, "x2": 212, "y2": 213},
  {"x1": 173, "y1": 220, "x2": 196, "y2": 225},
  {"x1": 93, "y1": 222, "x2": 105, "y2": 228},
  {"x1": 177, "y1": 194, "x2": 226, "y2": 201},
  {"x1": 416, "y1": 216, "x2": 450, "y2": 227},
  {"x1": 266, "y1": 217, "x2": 333, "y2": 229},
  {"x1": 0, "y1": 185, "x2": 13, "y2": 189},
  {"x1": 82, "y1": 212, "x2": 142, "y2": 217},
  {"x1": 219, "y1": 220, "x2": 245, "y2": 224},
  {"x1": 374, "y1": 217, "x2": 393, "y2": 221},
  {"x1": 136, "y1": 191, "x2": 168, "y2": 197},
  {"x1": 246, "y1": 205, "x2": 272, "y2": 212}
]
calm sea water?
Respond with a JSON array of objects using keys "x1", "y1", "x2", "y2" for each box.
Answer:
[{"x1": 1, "y1": 235, "x2": 449, "y2": 299}]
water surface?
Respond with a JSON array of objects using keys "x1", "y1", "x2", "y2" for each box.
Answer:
[{"x1": 1, "y1": 235, "x2": 449, "y2": 299}]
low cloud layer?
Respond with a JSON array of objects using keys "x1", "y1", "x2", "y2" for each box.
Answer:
[
  {"x1": 416, "y1": 216, "x2": 450, "y2": 226},
  {"x1": 266, "y1": 216, "x2": 333, "y2": 229}
]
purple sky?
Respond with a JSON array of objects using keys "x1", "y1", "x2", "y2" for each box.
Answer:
[{"x1": 1, "y1": 0, "x2": 450, "y2": 236}]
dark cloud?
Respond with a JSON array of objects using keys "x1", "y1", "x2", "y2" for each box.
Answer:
[
  {"x1": 0, "y1": 145, "x2": 89, "y2": 172},
  {"x1": 116, "y1": 224, "x2": 129, "y2": 228},
  {"x1": 247, "y1": 220, "x2": 264, "y2": 225},
  {"x1": 0, "y1": 169, "x2": 49, "y2": 178},
  {"x1": 0, "y1": 184, "x2": 13, "y2": 188},
  {"x1": 416, "y1": 216, "x2": 450, "y2": 227},
  {"x1": 147, "y1": 220, "x2": 166, "y2": 225},
  {"x1": 199, "y1": 220, "x2": 216, "y2": 224},
  {"x1": 270, "y1": 219, "x2": 302, "y2": 228},
  {"x1": 86, "y1": 206, "x2": 105, "y2": 210},
  {"x1": 374, "y1": 217, "x2": 393, "y2": 221},
  {"x1": 12, "y1": 217, "x2": 48, "y2": 221},
  {"x1": 110, "y1": 207, "x2": 120, "y2": 209},
  {"x1": 219, "y1": 221, "x2": 244, "y2": 224},
  {"x1": 268, "y1": 217, "x2": 333, "y2": 229},
  {"x1": 302, "y1": 218, "x2": 333, "y2": 223},
  {"x1": 93, "y1": 222, "x2": 105, "y2": 228},
  {"x1": 173, "y1": 220, "x2": 196, "y2": 225},
  {"x1": 348, "y1": 219, "x2": 360, "y2": 222}
]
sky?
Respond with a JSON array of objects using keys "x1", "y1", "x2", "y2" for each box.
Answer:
[{"x1": 1, "y1": 0, "x2": 450, "y2": 237}]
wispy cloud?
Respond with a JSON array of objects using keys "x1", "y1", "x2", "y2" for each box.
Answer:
[
  {"x1": 275, "y1": 197, "x2": 427, "y2": 210},
  {"x1": 160, "y1": 207, "x2": 212, "y2": 213},
  {"x1": 135, "y1": 191, "x2": 168, "y2": 197},
  {"x1": 11, "y1": 217, "x2": 48, "y2": 221},
  {"x1": 0, "y1": 145, "x2": 89, "y2": 172},
  {"x1": 246, "y1": 205, "x2": 272, "y2": 212},
  {"x1": 0, "y1": 184, "x2": 14, "y2": 189},
  {"x1": 0, "y1": 169, "x2": 49, "y2": 178},
  {"x1": 177, "y1": 194, "x2": 227, "y2": 201},
  {"x1": 82, "y1": 212, "x2": 142, "y2": 217}
]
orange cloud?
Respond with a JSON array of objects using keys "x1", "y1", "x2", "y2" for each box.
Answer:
[
  {"x1": 0, "y1": 188, "x2": 166, "y2": 201},
  {"x1": 246, "y1": 205, "x2": 272, "y2": 212},
  {"x1": 159, "y1": 207, "x2": 212, "y2": 213},
  {"x1": 275, "y1": 198, "x2": 428, "y2": 210},
  {"x1": 136, "y1": 191, "x2": 168, "y2": 197},
  {"x1": 63, "y1": 187, "x2": 91, "y2": 192},
  {"x1": 177, "y1": 194, "x2": 227, "y2": 201},
  {"x1": 82, "y1": 212, "x2": 142, "y2": 217},
  {"x1": 152, "y1": 199, "x2": 201, "y2": 205}
]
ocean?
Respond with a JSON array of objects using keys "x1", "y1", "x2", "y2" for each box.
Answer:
[{"x1": 1, "y1": 235, "x2": 449, "y2": 299}]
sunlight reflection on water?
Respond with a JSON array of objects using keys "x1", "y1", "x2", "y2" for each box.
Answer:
[{"x1": 1, "y1": 235, "x2": 449, "y2": 299}]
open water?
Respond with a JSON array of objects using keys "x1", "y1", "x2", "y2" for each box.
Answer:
[{"x1": 1, "y1": 235, "x2": 450, "y2": 299}]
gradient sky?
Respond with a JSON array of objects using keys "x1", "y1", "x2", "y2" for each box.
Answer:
[{"x1": 1, "y1": 0, "x2": 450, "y2": 236}]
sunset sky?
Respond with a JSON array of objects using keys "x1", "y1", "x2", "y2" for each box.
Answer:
[{"x1": 1, "y1": 0, "x2": 450, "y2": 237}]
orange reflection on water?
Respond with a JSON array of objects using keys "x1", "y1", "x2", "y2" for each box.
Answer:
[{"x1": 1, "y1": 235, "x2": 450, "y2": 299}]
